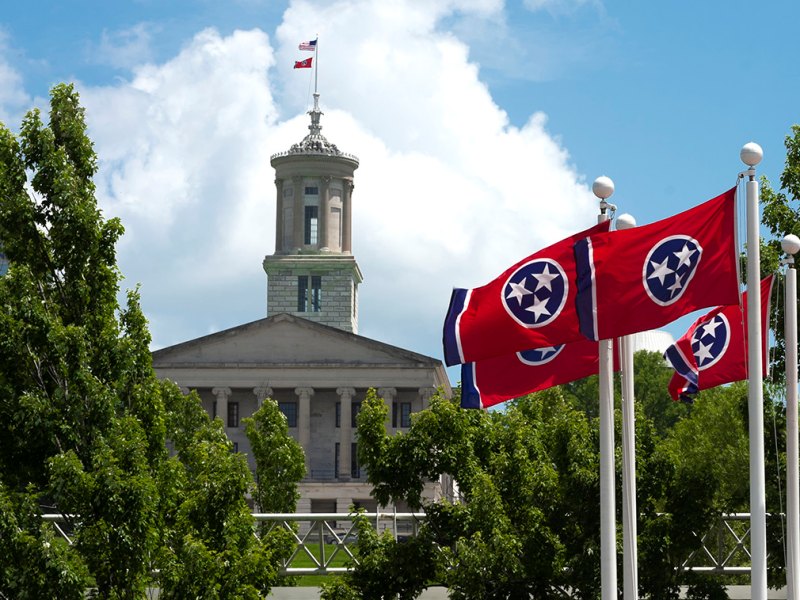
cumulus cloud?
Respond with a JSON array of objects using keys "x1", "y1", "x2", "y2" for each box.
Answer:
[
  {"x1": 0, "y1": 31, "x2": 32, "y2": 128},
  {"x1": 87, "y1": 23, "x2": 157, "y2": 69},
  {"x1": 9, "y1": 0, "x2": 601, "y2": 370}
]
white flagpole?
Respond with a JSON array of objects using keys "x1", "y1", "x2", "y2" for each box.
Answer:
[
  {"x1": 617, "y1": 213, "x2": 639, "y2": 600},
  {"x1": 314, "y1": 35, "x2": 319, "y2": 95},
  {"x1": 593, "y1": 176, "x2": 617, "y2": 600},
  {"x1": 783, "y1": 233, "x2": 800, "y2": 600},
  {"x1": 742, "y1": 141, "x2": 767, "y2": 600}
]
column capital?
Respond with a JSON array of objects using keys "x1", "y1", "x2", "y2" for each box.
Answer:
[
  {"x1": 295, "y1": 387, "x2": 315, "y2": 398},
  {"x1": 274, "y1": 177, "x2": 282, "y2": 187},
  {"x1": 418, "y1": 387, "x2": 436, "y2": 400},
  {"x1": 253, "y1": 386, "x2": 273, "y2": 399},
  {"x1": 253, "y1": 386, "x2": 273, "y2": 408},
  {"x1": 419, "y1": 387, "x2": 436, "y2": 410},
  {"x1": 337, "y1": 387, "x2": 356, "y2": 400},
  {"x1": 378, "y1": 387, "x2": 397, "y2": 401},
  {"x1": 212, "y1": 387, "x2": 232, "y2": 398}
]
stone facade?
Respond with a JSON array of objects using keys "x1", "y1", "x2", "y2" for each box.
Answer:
[
  {"x1": 152, "y1": 314, "x2": 453, "y2": 512},
  {"x1": 151, "y1": 94, "x2": 454, "y2": 513}
]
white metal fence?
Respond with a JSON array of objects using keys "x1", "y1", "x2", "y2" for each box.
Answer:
[{"x1": 41, "y1": 512, "x2": 758, "y2": 576}]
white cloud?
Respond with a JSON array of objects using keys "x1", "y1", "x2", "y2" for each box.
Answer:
[
  {"x1": 0, "y1": 31, "x2": 32, "y2": 128},
  {"x1": 88, "y1": 23, "x2": 157, "y2": 69},
  {"x1": 68, "y1": 0, "x2": 597, "y2": 367},
  {"x1": 523, "y1": 0, "x2": 602, "y2": 15}
]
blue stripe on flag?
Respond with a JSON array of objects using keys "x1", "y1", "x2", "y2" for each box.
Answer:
[
  {"x1": 460, "y1": 363, "x2": 482, "y2": 409},
  {"x1": 574, "y1": 237, "x2": 598, "y2": 341},
  {"x1": 442, "y1": 288, "x2": 468, "y2": 366}
]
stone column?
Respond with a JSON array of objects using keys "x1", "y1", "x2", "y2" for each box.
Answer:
[
  {"x1": 342, "y1": 179, "x2": 354, "y2": 254},
  {"x1": 253, "y1": 386, "x2": 273, "y2": 409},
  {"x1": 292, "y1": 176, "x2": 304, "y2": 252},
  {"x1": 295, "y1": 387, "x2": 314, "y2": 469},
  {"x1": 320, "y1": 175, "x2": 331, "y2": 251},
  {"x1": 274, "y1": 178, "x2": 283, "y2": 253},
  {"x1": 419, "y1": 387, "x2": 436, "y2": 411},
  {"x1": 379, "y1": 388, "x2": 397, "y2": 436},
  {"x1": 337, "y1": 387, "x2": 355, "y2": 480},
  {"x1": 212, "y1": 387, "x2": 231, "y2": 434}
]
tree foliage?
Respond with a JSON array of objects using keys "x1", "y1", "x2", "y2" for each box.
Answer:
[
  {"x1": 0, "y1": 84, "x2": 302, "y2": 598},
  {"x1": 322, "y1": 354, "x2": 782, "y2": 599}
]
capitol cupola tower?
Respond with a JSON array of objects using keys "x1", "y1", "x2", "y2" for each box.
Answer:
[{"x1": 264, "y1": 93, "x2": 362, "y2": 333}]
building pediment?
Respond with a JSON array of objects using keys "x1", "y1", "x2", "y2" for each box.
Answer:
[{"x1": 152, "y1": 313, "x2": 440, "y2": 369}]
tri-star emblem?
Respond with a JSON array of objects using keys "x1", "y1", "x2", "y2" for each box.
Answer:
[
  {"x1": 643, "y1": 235, "x2": 703, "y2": 306},
  {"x1": 501, "y1": 258, "x2": 568, "y2": 329}
]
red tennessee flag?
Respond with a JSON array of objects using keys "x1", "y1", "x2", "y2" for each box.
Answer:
[
  {"x1": 443, "y1": 221, "x2": 611, "y2": 367},
  {"x1": 665, "y1": 275, "x2": 774, "y2": 402},
  {"x1": 574, "y1": 187, "x2": 739, "y2": 341},
  {"x1": 294, "y1": 57, "x2": 313, "y2": 69},
  {"x1": 461, "y1": 337, "x2": 618, "y2": 409}
]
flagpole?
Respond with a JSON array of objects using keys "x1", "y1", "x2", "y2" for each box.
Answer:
[
  {"x1": 616, "y1": 213, "x2": 639, "y2": 600},
  {"x1": 314, "y1": 35, "x2": 319, "y2": 95},
  {"x1": 593, "y1": 175, "x2": 617, "y2": 600},
  {"x1": 742, "y1": 141, "x2": 767, "y2": 600},
  {"x1": 783, "y1": 233, "x2": 800, "y2": 600}
]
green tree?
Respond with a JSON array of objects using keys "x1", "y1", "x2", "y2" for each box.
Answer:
[
  {"x1": 0, "y1": 84, "x2": 300, "y2": 598},
  {"x1": 244, "y1": 398, "x2": 306, "y2": 513},
  {"x1": 759, "y1": 124, "x2": 800, "y2": 379},
  {"x1": 324, "y1": 379, "x2": 755, "y2": 600},
  {"x1": 0, "y1": 83, "x2": 161, "y2": 598}
]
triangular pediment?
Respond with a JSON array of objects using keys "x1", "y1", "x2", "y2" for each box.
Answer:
[{"x1": 152, "y1": 313, "x2": 439, "y2": 368}]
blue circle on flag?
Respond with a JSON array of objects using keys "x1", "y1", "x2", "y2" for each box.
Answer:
[
  {"x1": 501, "y1": 258, "x2": 568, "y2": 329},
  {"x1": 642, "y1": 235, "x2": 703, "y2": 306},
  {"x1": 517, "y1": 345, "x2": 565, "y2": 366},
  {"x1": 691, "y1": 313, "x2": 730, "y2": 370}
]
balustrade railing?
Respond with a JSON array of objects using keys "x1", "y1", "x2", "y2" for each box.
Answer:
[{"x1": 40, "y1": 512, "x2": 761, "y2": 576}]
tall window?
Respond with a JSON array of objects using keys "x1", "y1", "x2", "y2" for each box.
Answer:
[
  {"x1": 393, "y1": 402, "x2": 412, "y2": 428},
  {"x1": 228, "y1": 402, "x2": 239, "y2": 428},
  {"x1": 334, "y1": 442, "x2": 340, "y2": 479},
  {"x1": 297, "y1": 276, "x2": 309, "y2": 312},
  {"x1": 351, "y1": 442, "x2": 360, "y2": 479},
  {"x1": 297, "y1": 275, "x2": 322, "y2": 312},
  {"x1": 278, "y1": 402, "x2": 298, "y2": 428},
  {"x1": 304, "y1": 205, "x2": 319, "y2": 245},
  {"x1": 311, "y1": 275, "x2": 322, "y2": 312}
]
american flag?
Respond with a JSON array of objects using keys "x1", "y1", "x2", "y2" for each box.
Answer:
[{"x1": 298, "y1": 39, "x2": 317, "y2": 51}]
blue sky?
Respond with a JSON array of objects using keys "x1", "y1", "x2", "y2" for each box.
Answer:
[{"x1": 1, "y1": 0, "x2": 798, "y2": 385}]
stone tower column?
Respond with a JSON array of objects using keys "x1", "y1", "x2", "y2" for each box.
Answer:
[
  {"x1": 342, "y1": 179, "x2": 354, "y2": 254},
  {"x1": 337, "y1": 387, "x2": 355, "y2": 480},
  {"x1": 274, "y1": 178, "x2": 283, "y2": 253},
  {"x1": 295, "y1": 387, "x2": 314, "y2": 469},
  {"x1": 292, "y1": 176, "x2": 304, "y2": 252},
  {"x1": 379, "y1": 388, "x2": 397, "y2": 436},
  {"x1": 320, "y1": 175, "x2": 331, "y2": 251},
  {"x1": 212, "y1": 387, "x2": 231, "y2": 434}
]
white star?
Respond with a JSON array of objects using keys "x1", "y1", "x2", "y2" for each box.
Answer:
[
  {"x1": 506, "y1": 280, "x2": 532, "y2": 304},
  {"x1": 673, "y1": 243, "x2": 697, "y2": 269},
  {"x1": 667, "y1": 275, "x2": 684, "y2": 297},
  {"x1": 648, "y1": 257, "x2": 674, "y2": 285},
  {"x1": 532, "y1": 264, "x2": 559, "y2": 292},
  {"x1": 694, "y1": 340, "x2": 715, "y2": 365},
  {"x1": 537, "y1": 346, "x2": 558, "y2": 359},
  {"x1": 698, "y1": 318, "x2": 723, "y2": 340},
  {"x1": 525, "y1": 295, "x2": 551, "y2": 321}
]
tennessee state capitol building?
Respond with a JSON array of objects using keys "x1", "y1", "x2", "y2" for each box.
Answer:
[{"x1": 152, "y1": 94, "x2": 453, "y2": 514}]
